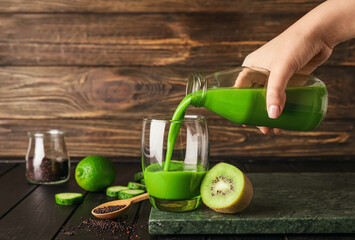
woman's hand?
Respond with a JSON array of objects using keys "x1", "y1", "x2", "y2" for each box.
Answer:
[
  {"x1": 242, "y1": 25, "x2": 333, "y2": 134},
  {"x1": 244, "y1": 0, "x2": 355, "y2": 133},
  {"x1": 241, "y1": 0, "x2": 355, "y2": 134}
]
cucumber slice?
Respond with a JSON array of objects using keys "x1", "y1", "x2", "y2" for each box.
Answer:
[
  {"x1": 140, "y1": 178, "x2": 145, "y2": 185},
  {"x1": 134, "y1": 172, "x2": 144, "y2": 182},
  {"x1": 118, "y1": 189, "x2": 144, "y2": 199},
  {"x1": 55, "y1": 192, "x2": 83, "y2": 205},
  {"x1": 127, "y1": 182, "x2": 146, "y2": 191},
  {"x1": 106, "y1": 186, "x2": 130, "y2": 197}
]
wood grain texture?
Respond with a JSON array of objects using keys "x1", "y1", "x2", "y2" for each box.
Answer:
[
  {"x1": 0, "y1": 162, "x2": 17, "y2": 176},
  {"x1": 0, "y1": 118, "x2": 353, "y2": 158},
  {"x1": 2, "y1": 162, "x2": 354, "y2": 240},
  {"x1": 0, "y1": 164, "x2": 37, "y2": 218},
  {"x1": 0, "y1": 167, "x2": 84, "y2": 240},
  {"x1": 0, "y1": 13, "x2": 354, "y2": 66},
  {"x1": 0, "y1": 0, "x2": 354, "y2": 161},
  {"x1": 0, "y1": 66, "x2": 354, "y2": 119},
  {"x1": 0, "y1": 0, "x2": 323, "y2": 13}
]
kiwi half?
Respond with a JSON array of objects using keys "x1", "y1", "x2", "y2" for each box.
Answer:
[{"x1": 200, "y1": 162, "x2": 253, "y2": 213}]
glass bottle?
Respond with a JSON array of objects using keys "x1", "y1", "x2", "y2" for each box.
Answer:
[
  {"x1": 186, "y1": 67, "x2": 328, "y2": 131},
  {"x1": 26, "y1": 130, "x2": 70, "y2": 184}
]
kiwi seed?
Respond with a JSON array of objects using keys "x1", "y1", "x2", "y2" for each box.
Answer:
[{"x1": 210, "y1": 176, "x2": 234, "y2": 196}]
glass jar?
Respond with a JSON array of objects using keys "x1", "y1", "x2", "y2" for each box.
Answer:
[
  {"x1": 142, "y1": 115, "x2": 209, "y2": 212},
  {"x1": 186, "y1": 66, "x2": 328, "y2": 131},
  {"x1": 26, "y1": 130, "x2": 70, "y2": 184}
]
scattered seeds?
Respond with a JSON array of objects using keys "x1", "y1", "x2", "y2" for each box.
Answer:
[{"x1": 60, "y1": 215, "x2": 143, "y2": 239}]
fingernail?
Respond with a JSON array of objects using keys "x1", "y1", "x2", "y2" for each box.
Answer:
[{"x1": 268, "y1": 105, "x2": 279, "y2": 119}]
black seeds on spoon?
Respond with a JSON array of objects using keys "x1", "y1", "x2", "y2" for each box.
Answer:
[{"x1": 93, "y1": 205, "x2": 126, "y2": 214}]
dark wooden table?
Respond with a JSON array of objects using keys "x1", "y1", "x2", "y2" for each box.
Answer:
[{"x1": 1, "y1": 159, "x2": 355, "y2": 240}]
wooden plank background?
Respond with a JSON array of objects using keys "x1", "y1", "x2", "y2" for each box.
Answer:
[{"x1": 0, "y1": 0, "x2": 354, "y2": 159}]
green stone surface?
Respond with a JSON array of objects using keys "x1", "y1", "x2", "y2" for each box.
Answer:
[{"x1": 149, "y1": 173, "x2": 355, "y2": 234}]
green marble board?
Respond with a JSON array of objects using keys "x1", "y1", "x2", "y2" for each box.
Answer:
[{"x1": 149, "y1": 172, "x2": 355, "y2": 234}]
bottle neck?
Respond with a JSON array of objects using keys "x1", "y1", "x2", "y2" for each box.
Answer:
[{"x1": 186, "y1": 73, "x2": 207, "y2": 107}]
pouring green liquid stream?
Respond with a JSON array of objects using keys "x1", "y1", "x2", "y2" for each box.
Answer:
[
  {"x1": 165, "y1": 85, "x2": 327, "y2": 170},
  {"x1": 164, "y1": 94, "x2": 192, "y2": 171}
]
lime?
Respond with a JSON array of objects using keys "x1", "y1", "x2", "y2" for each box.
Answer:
[{"x1": 75, "y1": 155, "x2": 116, "y2": 192}]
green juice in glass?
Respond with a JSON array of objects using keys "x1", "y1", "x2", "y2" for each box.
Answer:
[
  {"x1": 143, "y1": 115, "x2": 207, "y2": 212},
  {"x1": 144, "y1": 161, "x2": 206, "y2": 200}
]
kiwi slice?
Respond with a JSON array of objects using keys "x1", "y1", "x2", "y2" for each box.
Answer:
[
  {"x1": 127, "y1": 182, "x2": 146, "y2": 191},
  {"x1": 55, "y1": 192, "x2": 83, "y2": 205},
  {"x1": 200, "y1": 162, "x2": 253, "y2": 213},
  {"x1": 118, "y1": 189, "x2": 145, "y2": 199},
  {"x1": 106, "y1": 186, "x2": 130, "y2": 197}
]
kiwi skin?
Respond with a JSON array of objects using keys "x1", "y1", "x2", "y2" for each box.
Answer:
[
  {"x1": 210, "y1": 173, "x2": 253, "y2": 213},
  {"x1": 200, "y1": 162, "x2": 253, "y2": 214}
]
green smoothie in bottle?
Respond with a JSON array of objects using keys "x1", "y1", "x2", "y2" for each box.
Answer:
[
  {"x1": 186, "y1": 67, "x2": 327, "y2": 131},
  {"x1": 164, "y1": 67, "x2": 328, "y2": 166}
]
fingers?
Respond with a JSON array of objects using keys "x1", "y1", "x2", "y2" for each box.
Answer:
[
  {"x1": 243, "y1": 56, "x2": 295, "y2": 119},
  {"x1": 243, "y1": 125, "x2": 282, "y2": 135},
  {"x1": 234, "y1": 68, "x2": 253, "y2": 88},
  {"x1": 257, "y1": 127, "x2": 282, "y2": 135},
  {"x1": 239, "y1": 63, "x2": 293, "y2": 134},
  {"x1": 298, "y1": 44, "x2": 333, "y2": 74},
  {"x1": 257, "y1": 126, "x2": 271, "y2": 134},
  {"x1": 266, "y1": 65, "x2": 294, "y2": 119},
  {"x1": 273, "y1": 128, "x2": 282, "y2": 134}
]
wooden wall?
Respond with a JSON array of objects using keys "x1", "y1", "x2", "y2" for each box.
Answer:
[{"x1": 0, "y1": 0, "x2": 354, "y2": 160}]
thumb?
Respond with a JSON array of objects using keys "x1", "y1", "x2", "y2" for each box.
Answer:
[{"x1": 266, "y1": 66, "x2": 294, "y2": 119}]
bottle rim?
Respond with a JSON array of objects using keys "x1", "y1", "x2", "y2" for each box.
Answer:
[
  {"x1": 27, "y1": 129, "x2": 66, "y2": 137},
  {"x1": 143, "y1": 114, "x2": 206, "y2": 123},
  {"x1": 186, "y1": 73, "x2": 207, "y2": 107}
]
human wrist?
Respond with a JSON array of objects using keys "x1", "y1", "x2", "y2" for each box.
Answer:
[
  {"x1": 287, "y1": 4, "x2": 333, "y2": 51},
  {"x1": 302, "y1": 0, "x2": 355, "y2": 48}
]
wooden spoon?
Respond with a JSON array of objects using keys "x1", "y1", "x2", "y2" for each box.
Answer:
[{"x1": 91, "y1": 193, "x2": 149, "y2": 219}]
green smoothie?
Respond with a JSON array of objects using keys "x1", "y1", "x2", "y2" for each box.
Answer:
[
  {"x1": 144, "y1": 161, "x2": 206, "y2": 200},
  {"x1": 197, "y1": 85, "x2": 327, "y2": 131}
]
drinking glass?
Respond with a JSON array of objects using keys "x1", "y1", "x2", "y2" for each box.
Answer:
[
  {"x1": 142, "y1": 115, "x2": 209, "y2": 212},
  {"x1": 26, "y1": 130, "x2": 70, "y2": 184}
]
